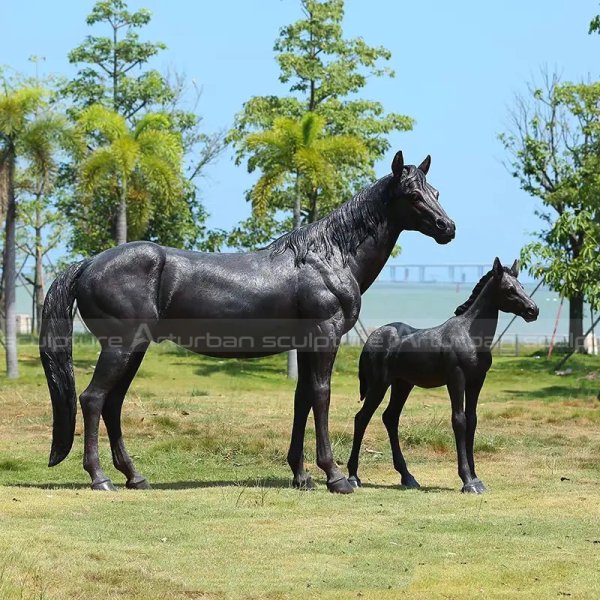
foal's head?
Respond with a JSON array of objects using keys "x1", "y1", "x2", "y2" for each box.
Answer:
[
  {"x1": 388, "y1": 151, "x2": 456, "y2": 244},
  {"x1": 491, "y1": 257, "x2": 539, "y2": 322}
]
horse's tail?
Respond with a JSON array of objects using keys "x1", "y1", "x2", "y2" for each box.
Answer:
[
  {"x1": 358, "y1": 350, "x2": 369, "y2": 401},
  {"x1": 40, "y1": 259, "x2": 91, "y2": 467}
]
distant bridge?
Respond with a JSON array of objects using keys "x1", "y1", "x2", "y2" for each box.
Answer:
[{"x1": 380, "y1": 263, "x2": 492, "y2": 284}]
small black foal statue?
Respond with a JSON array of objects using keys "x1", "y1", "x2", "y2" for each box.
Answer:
[
  {"x1": 40, "y1": 151, "x2": 455, "y2": 493},
  {"x1": 347, "y1": 258, "x2": 538, "y2": 493}
]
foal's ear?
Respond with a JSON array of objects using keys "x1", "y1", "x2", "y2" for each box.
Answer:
[
  {"x1": 492, "y1": 257, "x2": 503, "y2": 280},
  {"x1": 511, "y1": 259, "x2": 520, "y2": 277},
  {"x1": 418, "y1": 155, "x2": 431, "y2": 175},
  {"x1": 392, "y1": 151, "x2": 404, "y2": 178}
]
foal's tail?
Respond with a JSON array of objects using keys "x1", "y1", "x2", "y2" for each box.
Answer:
[{"x1": 39, "y1": 260, "x2": 91, "y2": 467}]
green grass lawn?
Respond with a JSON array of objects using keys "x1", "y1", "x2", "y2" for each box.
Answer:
[{"x1": 0, "y1": 339, "x2": 599, "y2": 599}]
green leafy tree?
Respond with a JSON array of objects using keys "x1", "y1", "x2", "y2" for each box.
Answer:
[
  {"x1": 65, "y1": 0, "x2": 171, "y2": 118},
  {"x1": 244, "y1": 112, "x2": 367, "y2": 229},
  {"x1": 0, "y1": 83, "x2": 69, "y2": 377},
  {"x1": 62, "y1": 0, "x2": 224, "y2": 255},
  {"x1": 590, "y1": 9, "x2": 600, "y2": 34},
  {"x1": 76, "y1": 104, "x2": 183, "y2": 246},
  {"x1": 500, "y1": 73, "x2": 600, "y2": 351},
  {"x1": 15, "y1": 107, "x2": 71, "y2": 334},
  {"x1": 17, "y1": 197, "x2": 65, "y2": 334},
  {"x1": 227, "y1": 0, "x2": 412, "y2": 245}
]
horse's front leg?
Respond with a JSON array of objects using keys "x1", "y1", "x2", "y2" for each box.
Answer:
[
  {"x1": 447, "y1": 367, "x2": 483, "y2": 494},
  {"x1": 298, "y1": 348, "x2": 354, "y2": 494},
  {"x1": 465, "y1": 375, "x2": 486, "y2": 493}
]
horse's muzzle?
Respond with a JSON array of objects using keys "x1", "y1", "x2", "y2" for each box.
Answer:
[
  {"x1": 434, "y1": 220, "x2": 456, "y2": 244},
  {"x1": 522, "y1": 305, "x2": 539, "y2": 322}
]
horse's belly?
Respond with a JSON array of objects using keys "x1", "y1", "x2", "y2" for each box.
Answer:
[
  {"x1": 154, "y1": 316, "x2": 328, "y2": 357},
  {"x1": 391, "y1": 349, "x2": 446, "y2": 389}
]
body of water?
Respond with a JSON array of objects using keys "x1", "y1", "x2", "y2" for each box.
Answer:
[{"x1": 15, "y1": 278, "x2": 584, "y2": 345}]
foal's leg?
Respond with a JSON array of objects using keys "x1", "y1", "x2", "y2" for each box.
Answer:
[
  {"x1": 102, "y1": 345, "x2": 151, "y2": 490},
  {"x1": 80, "y1": 346, "x2": 139, "y2": 490},
  {"x1": 464, "y1": 375, "x2": 486, "y2": 493},
  {"x1": 382, "y1": 380, "x2": 419, "y2": 488},
  {"x1": 299, "y1": 349, "x2": 353, "y2": 494},
  {"x1": 347, "y1": 381, "x2": 388, "y2": 488},
  {"x1": 287, "y1": 372, "x2": 314, "y2": 490},
  {"x1": 447, "y1": 367, "x2": 481, "y2": 493}
]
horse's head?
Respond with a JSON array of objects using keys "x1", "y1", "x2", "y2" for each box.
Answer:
[
  {"x1": 389, "y1": 151, "x2": 455, "y2": 244},
  {"x1": 492, "y1": 257, "x2": 539, "y2": 322}
]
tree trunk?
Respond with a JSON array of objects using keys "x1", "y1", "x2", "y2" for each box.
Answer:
[
  {"x1": 115, "y1": 180, "x2": 128, "y2": 245},
  {"x1": 287, "y1": 176, "x2": 302, "y2": 380},
  {"x1": 292, "y1": 189, "x2": 302, "y2": 231},
  {"x1": 308, "y1": 189, "x2": 318, "y2": 223},
  {"x1": 33, "y1": 205, "x2": 44, "y2": 335},
  {"x1": 3, "y1": 147, "x2": 18, "y2": 377},
  {"x1": 569, "y1": 293, "x2": 584, "y2": 353}
]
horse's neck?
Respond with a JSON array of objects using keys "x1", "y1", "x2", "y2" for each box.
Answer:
[
  {"x1": 462, "y1": 281, "x2": 499, "y2": 348},
  {"x1": 349, "y1": 218, "x2": 402, "y2": 293}
]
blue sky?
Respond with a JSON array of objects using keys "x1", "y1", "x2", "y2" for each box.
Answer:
[{"x1": 1, "y1": 0, "x2": 598, "y2": 267}]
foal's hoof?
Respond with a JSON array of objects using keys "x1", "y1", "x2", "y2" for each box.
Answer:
[
  {"x1": 348, "y1": 475, "x2": 362, "y2": 488},
  {"x1": 327, "y1": 476, "x2": 354, "y2": 494},
  {"x1": 292, "y1": 474, "x2": 315, "y2": 491},
  {"x1": 401, "y1": 474, "x2": 421, "y2": 489},
  {"x1": 126, "y1": 477, "x2": 152, "y2": 490},
  {"x1": 91, "y1": 479, "x2": 116, "y2": 491},
  {"x1": 461, "y1": 478, "x2": 486, "y2": 494}
]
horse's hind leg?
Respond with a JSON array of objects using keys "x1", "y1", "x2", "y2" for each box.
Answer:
[
  {"x1": 287, "y1": 379, "x2": 314, "y2": 490},
  {"x1": 347, "y1": 382, "x2": 388, "y2": 488},
  {"x1": 80, "y1": 345, "x2": 143, "y2": 490},
  {"x1": 102, "y1": 344, "x2": 150, "y2": 490},
  {"x1": 382, "y1": 380, "x2": 419, "y2": 488},
  {"x1": 464, "y1": 375, "x2": 486, "y2": 493}
]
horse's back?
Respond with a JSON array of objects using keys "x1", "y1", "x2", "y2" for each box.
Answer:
[
  {"x1": 363, "y1": 321, "x2": 418, "y2": 352},
  {"x1": 158, "y1": 246, "x2": 300, "y2": 320}
]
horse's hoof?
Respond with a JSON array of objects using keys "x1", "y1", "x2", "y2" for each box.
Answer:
[
  {"x1": 126, "y1": 477, "x2": 152, "y2": 490},
  {"x1": 461, "y1": 478, "x2": 486, "y2": 494},
  {"x1": 91, "y1": 479, "x2": 116, "y2": 491},
  {"x1": 348, "y1": 475, "x2": 362, "y2": 488},
  {"x1": 292, "y1": 474, "x2": 315, "y2": 491},
  {"x1": 401, "y1": 474, "x2": 421, "y2": 489},
  {"x1": 327, "y1": 476, "x2": 354, "y2": 494}
]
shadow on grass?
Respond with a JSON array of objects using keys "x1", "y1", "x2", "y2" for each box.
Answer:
[
  {"x1": 10, "y1": 477, "x2": 293, "y2": 490},
  {"x1": 9, "y1": 478, "x2": 454, "y2": 493},
  {"x1": 504, "y1": 385, "x2": 599, "y2": 401},
  {"x1": 358, "y1": 482, "x2": 454, "y2": 492},
  {"x1": 194, "y1": 359, "x2": 287, "y2": 380}
]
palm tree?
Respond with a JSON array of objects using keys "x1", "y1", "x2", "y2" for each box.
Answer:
[
  {"x1": 77, "y1": 105, "x2": 183, "y2": 245},
  {"x1": 245, "y1": 112, "x2": 368, "y2": 378},
  {"x1": 0, "y1": 85, "x2": 63, "y2": 378},
  {"x1": 246, "y1": 112, "x2": 368, "y2": 229}
]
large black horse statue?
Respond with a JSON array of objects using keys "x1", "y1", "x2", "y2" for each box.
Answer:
[
  {"x1": 347, "y1": 258, "x2": 538, "y2": 493},
  {"x1": 40, "y1": 151, "x2": 455, "y2": 493}
]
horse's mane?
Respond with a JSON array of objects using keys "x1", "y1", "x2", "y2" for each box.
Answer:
[
  {"x1": 266, "y1": 175, "x2": 395, "y2": 265},
  {"x1": 454, "y1": 266, "x2": 513, "y2": 315}
]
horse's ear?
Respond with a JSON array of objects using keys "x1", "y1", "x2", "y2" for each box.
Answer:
[
  {"x1": 392, "y1": 151, "x2": 404, "y2": 178},
  {"x1": 492, "y1": 257, "x2": 503, "y2": 280},
  {"x1": 511, "y1": 259, "x2": 520, "y2": 277},
  {"x1": 418, "y1": 155, "x2": 431, "y2": 175}
]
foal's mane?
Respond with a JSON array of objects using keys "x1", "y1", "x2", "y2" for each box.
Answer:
[
  {"x1": 267, "y1": 174, "x2": 395, "y2": 265},
  {"x1": 454, "y1": 266, "x2": 513, "y2": 315}
]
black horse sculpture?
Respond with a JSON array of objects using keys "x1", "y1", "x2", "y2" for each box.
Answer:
[
  {"x1": 40, "y1": 151, "x2": 455, "y2": 493},
  {"x1": 347, "y1": 258, "x2": 538, "y2": 493}
]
